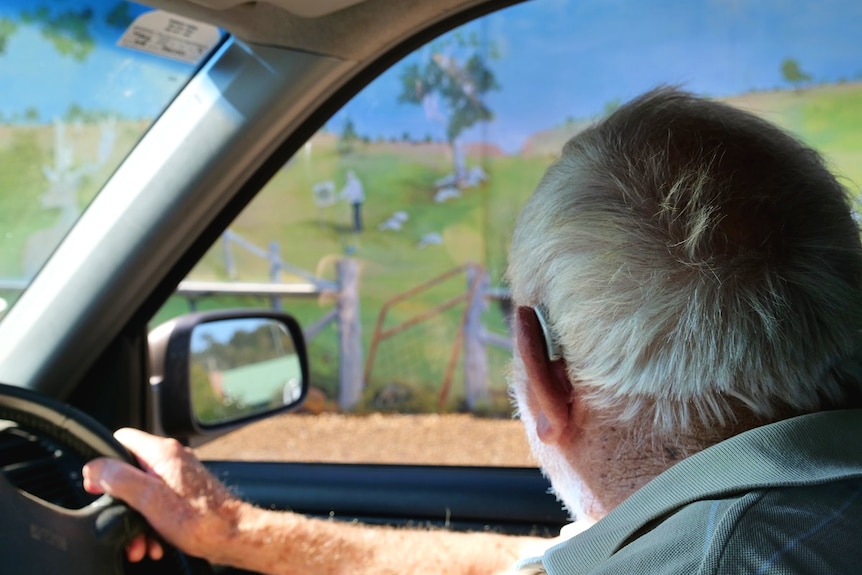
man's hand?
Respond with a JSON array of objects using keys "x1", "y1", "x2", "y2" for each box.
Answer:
[{"x1": 82, "y1": 428, "x2": 243, "y2": 565}]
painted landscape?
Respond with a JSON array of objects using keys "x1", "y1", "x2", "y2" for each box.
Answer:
[
  {"x1": 3, "y1": 0, "x2": 862, "y2": 413},
  {"x1": 167, "y1": 83, "x2": 862, "y2": 410}
]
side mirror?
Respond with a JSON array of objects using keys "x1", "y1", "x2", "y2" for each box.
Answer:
[{"x1": 148, "y1": 309, "x2": 308, "y2": 440}]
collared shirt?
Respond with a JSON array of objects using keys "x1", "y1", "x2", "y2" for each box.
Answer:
[{"x1": 515, "y1": 410, "x2": 862, "y2": 574}]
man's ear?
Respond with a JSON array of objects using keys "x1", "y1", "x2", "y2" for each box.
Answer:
[{"x1": 515, "y1": 306, "x2": 576, "y2": 445}]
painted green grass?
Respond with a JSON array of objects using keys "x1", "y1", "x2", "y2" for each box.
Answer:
[
  {"x1": 181, "y1": 134, "x2": 535, "y2": 407},
  {"x1": 6, "y1": 84, "x2": 862, "y2": 413},
  {"x1": 0, "y1": 121, "x2": 149, "y2": 277},
  {"x1": 798, "y1": 88, "x2": 862, "y2": 188},
  {"x1": 0, "y1": 129, "x2": 52, "y2": 277},
  {"x1": 728, "y1": 85, "x2": 862, "y2": 188},
  {"x1": 170, "y1": 84, "x2": 862, "y2": 411}
]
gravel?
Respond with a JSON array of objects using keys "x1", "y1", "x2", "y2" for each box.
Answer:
[{"x1": 195, "y1": 412, "x2": 538, "y2": 467}]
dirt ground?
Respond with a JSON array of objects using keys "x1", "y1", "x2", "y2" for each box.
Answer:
[{"x1": 195, "y1": 412, "x2": 538, "y2": 467}]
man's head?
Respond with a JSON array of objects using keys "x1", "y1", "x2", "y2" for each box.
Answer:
[{"x1": 507, "y1": 87, "x2": 862, "y2": 515}]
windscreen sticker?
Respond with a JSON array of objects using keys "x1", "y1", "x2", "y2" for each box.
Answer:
[{"x1": 117, "y1": 10, "x2": 221, "y2": 64}]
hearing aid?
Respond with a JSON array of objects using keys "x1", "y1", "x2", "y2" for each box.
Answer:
[{"x1": 533, "y1": 306, "x2": 562, "y2": 361}]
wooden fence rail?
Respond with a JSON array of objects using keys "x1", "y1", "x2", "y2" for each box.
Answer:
[{"x1": 0, "y1": 258, "x2": 512, "y2": 412}]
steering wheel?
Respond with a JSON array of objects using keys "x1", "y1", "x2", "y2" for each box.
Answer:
[{"x1": 0, "y1": 382, "x2": 212, "y2": 575}]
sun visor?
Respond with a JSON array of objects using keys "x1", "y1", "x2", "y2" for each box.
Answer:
[{"x1": 184, "y1": 0, "x2": 368, "y2": 18}]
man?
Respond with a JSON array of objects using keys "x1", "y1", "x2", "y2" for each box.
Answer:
[
  {"x1": 84, "y1": 88, "x2": 862, "y2": 574},
  {"x1": 341, "y1": 169, "x2": 365, "y2": 233}
]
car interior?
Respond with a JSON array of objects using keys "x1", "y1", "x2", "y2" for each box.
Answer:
[{"x1": 0, "y1": 0, "x2": 860, "y2": 572}]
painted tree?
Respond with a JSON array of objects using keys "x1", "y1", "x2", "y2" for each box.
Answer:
[
  {"x1": 0, "y1": 3, "x2": 135, "y2": 125},
  {"x1": 22, "y1": 117, "x2": 116, "y2": 276},
  {"x1": 21, "y1": 6, "x2": 96, "y2": 62},
  {"x1": 337, "y1": 117, "x2": 359, "y2": 155},
  {"x1": 2, "y1": 3, "x2": 130, "y2": 59},
  {"x1": 0, "y1": 18, "x2": 17, "y2": 54},
  {"x1": 397, "y1": 32, "x2": 499, "y2": 184},
  {"x1": 781, "y1": 58, "x2": 812, "y2": 91}
]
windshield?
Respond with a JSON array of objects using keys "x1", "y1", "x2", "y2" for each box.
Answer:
[{"x1": 0, "y1": 0, "x2": 221, "y2": 318}]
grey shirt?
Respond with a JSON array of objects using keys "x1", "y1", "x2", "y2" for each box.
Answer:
[{"x1": 516, "y1": 410, "x2": 862, "y2": 574}]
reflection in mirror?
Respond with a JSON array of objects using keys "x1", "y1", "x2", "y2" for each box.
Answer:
[{"x1": 190, "y1": 318, "x2": 303, "y2": 426}]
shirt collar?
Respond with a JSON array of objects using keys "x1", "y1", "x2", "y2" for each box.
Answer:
[{"x1": 535, "y1": 410, "x2": 862, "y2": 575}]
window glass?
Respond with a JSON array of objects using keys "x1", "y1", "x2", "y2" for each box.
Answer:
[
  {"x1": 0, "y1": 0, "x2": 221, "y2": 317},
  {"x1": 157, "y1": 0, "x2": 862, "y2": 465}
]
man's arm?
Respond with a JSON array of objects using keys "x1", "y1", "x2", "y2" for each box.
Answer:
[{"x1": 83, "y1": 428, "x2": 544, "y2": 575}]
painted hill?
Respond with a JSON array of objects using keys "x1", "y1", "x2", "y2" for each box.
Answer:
[{"x1": 519, "y1": 118, "x2": 594, "y2": 158}]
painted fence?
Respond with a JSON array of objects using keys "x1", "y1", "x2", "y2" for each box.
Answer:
[{"x1": 0, "y1": 239, "x2": 511, "y2": 413}]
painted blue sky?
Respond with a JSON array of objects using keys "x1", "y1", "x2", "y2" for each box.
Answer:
[
  {"x1": 0, "y1": 1, "x2": 199, "y2": 121},
  {"x1": 3, "y1": 0, "x2": 862, "y2": 153},
  {"x1": 332, "y1": 0, "x2": 862, "y2": 153}
]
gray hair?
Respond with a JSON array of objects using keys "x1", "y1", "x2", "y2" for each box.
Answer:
[{"x1": 507, "y1": 87, "x2": 862, "y2": 436}]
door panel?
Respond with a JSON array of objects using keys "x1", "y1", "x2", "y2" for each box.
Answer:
[{"x1": 205, "y1": 461, "x2": 567, "y2": 536}]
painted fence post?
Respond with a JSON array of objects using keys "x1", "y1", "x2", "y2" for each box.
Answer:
[
  {"x1": 464, "y1": 265, "x2": 489, "y2": 409},
  {"x1": 337, "y1": 258, "x2": 363, "y2": 410},
  {"x1": 269, "y1": 241, "x2": 282, "y2": 310},
  {"x1": 222, "y1": 232, "x2": 236, "y2": 279}
]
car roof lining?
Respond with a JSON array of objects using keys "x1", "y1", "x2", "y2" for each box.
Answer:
[
  {"x1": 142, "y1": 0, "x2": 495, "y2": 61},
  {"x1": 184, "y1": 0, "x2": 367, "y2": 19}
]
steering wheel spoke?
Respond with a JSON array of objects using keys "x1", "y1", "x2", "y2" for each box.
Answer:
[
  {"x1": 0, "y1": 473, "x2": 142, "y2": 573},
  {"x1": 0, "y1": 383, "x2": 211, "y2": 575}
]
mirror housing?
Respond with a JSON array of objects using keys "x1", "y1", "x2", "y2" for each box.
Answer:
[{"x1": 149, "y1": 309, "x2": 308, "y2": 441}]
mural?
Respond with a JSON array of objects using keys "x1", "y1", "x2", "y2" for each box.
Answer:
[
  {"x1": 4, "y1": 0, "x2": 862, "y2": 412},
  {"x1": 183, "y1": 0, "x2": 862, "y2": 409},
  {"x1": 218, "y1": 0, "x2": 862, "y2": 284}
]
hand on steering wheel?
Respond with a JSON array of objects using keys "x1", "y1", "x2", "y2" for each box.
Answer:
[{"x1": 84, "y1": 428, "x2": 245, "y2": 567}]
